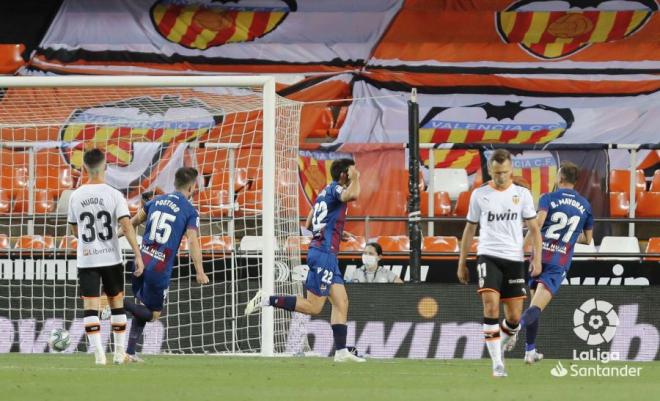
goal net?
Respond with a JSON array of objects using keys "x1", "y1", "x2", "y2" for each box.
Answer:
[{"x1": 0, "y1": 76, "x2": 307, "y2": 356}]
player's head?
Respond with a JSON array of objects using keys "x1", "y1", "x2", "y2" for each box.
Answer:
[
  {"x1": 362, "y1": 242, "x2": 382, "y2": 270},
  {"x1": 488, "y1": 149, "x2": 513, "y2": 189},
  {"x1": 174, "y1": 167, "x2": 199, "y2": 196},
  {"x1": 83, "y1": 148, "x2": 106, "y2": 177},
  {"x1": 558, "y1": 161, "x2": 579, "y2": 188},
  {"x1": 330, "y1": 158, "x2": 355, "y2": 185}
]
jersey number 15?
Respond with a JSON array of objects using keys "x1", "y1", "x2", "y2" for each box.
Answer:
[{"x1": 148, "y1": 211, "x2": 176, "y2": 244}]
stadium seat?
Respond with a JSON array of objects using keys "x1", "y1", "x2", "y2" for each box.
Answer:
[
  {"x1": 13, "y1": 189, "x2": 56, "y2": 214},
  {"x1": 651, "y1": 170, "x2": 660, "y2": 192},
  {"x1": 609, "y1": 169, "x2": 645, "y2": 195},
  {"x1": 645, "y1": 237, "x2": 660, "y2": 262},
  {"x1": 431, "y1": 168, "x2": 469, "y2": 200},
  {"x1": 0, "y1": 189, "x2": 11, "y2": 214},
  {"x1": 0, "y1": 165, "x2": 28, "y2": 195},
  {"x1": 15, "y1": 235, "x2": 55, "y2": 250},
  {"x1": 286, "y1": 236, "x2": 311, "y2": 252},
  {"x1": 374, "y1": 235, "x2": 410, "y2": 256},
  {"x1": 0, "y1": 234, "x2": 9, "y2": 250},
  {"x1": 194, "y1": 189, "x2": 233, "y2": 217},
  {"x1": 598, "y1": 236, "x2": 640, "y2": 261},
  {"x1": 635, "y1": 192, "x2": 660, "y2": 217},
  {"x1": 58, "y1": 235, "x2": 78, "y2": 253},
  {"x1": 609, "y1": 192, "x2": 629, "y2": 217},
  {"x1": 208, "y1": 168, "x2": 249, "y2": 193},
  {"x1": 419, "y1": 191, "x2": 451, "y2": 216},
  {"x1": 453, "y1": 190, "x2": 472, "y2": 217},
  {"x1": 422, "y1": 236, "x2": 459, "y2": 259},
  {"x1": 573, "y1": 239, "x2": 598, "y2": 261},
  {"x1": 199, "y1": 235, "x2": 233, "y2": 252},
  {"x1": 0, "y1": 44, "x2": 25, "y2": 74},
  {"x1": 236, "y1": 190, "x2": 262, "y2": 215},
  {"x1": 35, "y1": 165, "x2": 74, "y2": 197},
  {"x1": 339, "y1": 235, "x2": 366, "y2": 253}
]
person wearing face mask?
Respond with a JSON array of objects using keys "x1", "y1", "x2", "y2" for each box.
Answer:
[{"x1": 347, "y1": 242, "x2": 403, "y2": 283}]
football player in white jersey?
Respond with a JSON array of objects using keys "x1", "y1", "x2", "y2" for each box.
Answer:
[
  {"x1": 457, "y1": 149, "x2": 543, "y2": 377},
  {"x1": 68, "y1": 149, "x2": 144, "y2": 365}
]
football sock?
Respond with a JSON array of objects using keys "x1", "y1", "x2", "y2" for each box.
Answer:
[
  {"x1": 110, "y1": 309, "x2": 127, "y2": 356},
  {"x1": 83, "y1": 311, "x2": 103, "y2": 356},
  {"x1": 269, "y1": 296, "x2": 296, "y2": 312},
  {"x1": 521, "y1": 306, "x2": 542, "y2": 351},
  {"x1": 127, "y1": 317, "x2": 147, "y2": 355},
  {"x1": 499, "y1": 319, "x2": 520, "y2": 346},
  {"x1": 332, "y1": 324, "x2": 347, "y2": 351},
  {"x1": 124, "y1": 298, "x2": 154, "y2": 321},
  {"x1": 483, "y1": 317, "x2": 503, "y2": 368}
]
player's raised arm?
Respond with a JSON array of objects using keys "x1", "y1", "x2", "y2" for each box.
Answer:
[
  {"x1": 186, "y1": 228, "x2": 209, "y2": 285},
  {"x1": 340, "y1": 165, "x2": 360, "y2": 202}
]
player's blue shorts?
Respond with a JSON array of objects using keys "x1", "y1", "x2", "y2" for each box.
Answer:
[
  {"x1": 128, "y1": 261, "x2": 169, "y2": 312},
  {"x1": 305, "y1": 247, "x2": 344, "y2": 297},
  {"x1": 528, "y1": 263, "x2": 567, "y2": 296}
]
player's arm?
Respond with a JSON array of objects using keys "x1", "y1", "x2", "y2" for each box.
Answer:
[
  {"x1": 69, "y1": 224, "x2": 78, "y2": 238},
  {"x1": 131, "y1": 208, "x2": 148, "y2": 228},
  {"x1": 526, "y1": 216, "x2": 543, "y2": 278},
  {"x1": 186, "y1": 228, "x2": 209, "y2": 285},
  {"x1": 457, "y1": 222, "x2": 477, "y2": 284},
  {"x1": 340, "y1": 166, "x2": 360, "y2": 202},
  {"x1": 577, "y1": 229, "x2": 593, "y2": 245},
  {"x1": 305, "y1": 208, "x2": 313, "y2": 231},
  {"x1": 119, "y1": 216, "x2": 144, "y2": 276},
  {"x1": 523, "y1": 209, "x2": 547, "y2": 249}
]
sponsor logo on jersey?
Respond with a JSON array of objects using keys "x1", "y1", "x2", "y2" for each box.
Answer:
[{"x1": 487, "y1": 210, "x2": 519, "y2": 222}]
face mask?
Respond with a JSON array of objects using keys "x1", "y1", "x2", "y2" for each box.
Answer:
[{"x1": 362, "y1": 254, "x2": 378, "y2": 268}]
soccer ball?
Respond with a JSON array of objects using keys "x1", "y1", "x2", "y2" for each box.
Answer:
[{"x1": 48, "y1": 328, "x2": 71, "y2": 352}]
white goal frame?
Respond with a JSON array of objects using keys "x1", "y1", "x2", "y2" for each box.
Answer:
[{"x1": 0, "y1": 75, "x2": 278, "y2": 356}]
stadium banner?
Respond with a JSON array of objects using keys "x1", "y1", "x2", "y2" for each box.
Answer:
[
  {"x1": 303, "y1": 284, "x2": 660, "y2": 361},
  {"x1": 31, "y1": 0, "x2": 402, "y2": 74},
  {"x1": 368, "y1": 0, "x2": 660, "y2": 71}
]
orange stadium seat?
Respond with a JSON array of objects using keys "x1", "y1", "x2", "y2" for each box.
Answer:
[
  {"x1": 651, "y1": 170, "x2": 660, "y2": 192},
  {"x1": 13, "y1": 189, "x2": 56, "y2": 214},
  {"x1": 375, "y1": 235, "x2": 410, "y2": 256},
  {"x1": 609, "y1": 169, "x2": 646, "y2": 195},
  {"x1": 609, "y1": 192, "x2": 629, "y2": 217},
  {"x1": 420, "y1": 191, "x2": 451, "y2": 216},
  {"x1": 208, "y1": 168, "x2": 249, "y2": 193},
  {"x1": 237, "y1": 190, "x2": 262, "y2": 215},
  {"x1": 636, "y1": 192, "x2": 660, "y2": 217},
  {"x1": 0, "y1": 234, "x2": 9, "y2": 250},
  {"x1": 1, "y1": 165, "x2": 28, "y2": 195},
  {"x1": 645, "y1": 237, "x2": 660, "y2": 262},
  {"x1": 0, "y1": 189, "x2": 11, "y2": 214},
  {"x1": 0, "y1": 44, "x2": 26, "y2": 74},
  {"x1": 422, "y1": 236, "x2": 459, "y2": 259},
  {"x1": 340, "y1": 235, "x2": 366, "y2": 252},
  {"x1": 15, "y1": 235, "x2": 55, "y2": 250},
  {"x1": 35, "y1": 166, "x2": 74, "y2": 197},
  {"x1": 286, "y1": 236, "x2": 312, "y2": 252},
  {"x1": 193, "y1": 189, "x2": 232, "y2": 217},
  {"x1": 198, "y1": 235, "x2": 233, "y2": 252},
  {"x1": 58, "y1": 235, "x2": 78, "y2": 253},
  {"x1": 453, "y1": 190, "x2": 472, "y2": 217}
]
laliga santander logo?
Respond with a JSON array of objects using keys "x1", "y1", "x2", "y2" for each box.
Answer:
[
  {"x1": 497, "y1": 0, "x2": 657, "y2": 60},
  {"x1": 151, "y1": 0, "x2": 297, "y2": 50},
  {"x1": 573, "y1": 298, "x2": 619, "y2": 345}
]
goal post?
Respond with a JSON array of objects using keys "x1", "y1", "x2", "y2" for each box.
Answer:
[{"x1": 0, "y1": 75, "x2": 303, "y2": 356}]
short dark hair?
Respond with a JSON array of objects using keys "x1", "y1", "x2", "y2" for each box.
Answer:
[
  {"x1": 330, "y1": 158, "x2": 355, "y2": 181},
  {"x1": 489, "y1": 149, "x2": 512, "y2": 167},
  {"x1": 559, "y1": 161, "x2": 579, "y2": 185},
  {"x1": 174, "y1": 167, "x2": 199, "y2": 190},
  {"x1": 365, "y1": 242, "x2": 383, "y2": 256},
  {"x1": 83, "y1": 148, "x2": 105, "y2": 170}
]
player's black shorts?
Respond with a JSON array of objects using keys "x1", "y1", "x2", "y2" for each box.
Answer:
[
  {"x1": 476, "y1": 255, "x2": 527, "y2": 300},
  {"x1": 78, "y1": 264, "x2": 124, "y2": 298}
]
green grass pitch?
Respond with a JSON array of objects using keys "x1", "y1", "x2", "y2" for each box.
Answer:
[{"x1": 1, "y1": 355, "x2": 658, "y2": 401}]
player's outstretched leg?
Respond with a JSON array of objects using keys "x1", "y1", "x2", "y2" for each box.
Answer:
[
  {"x1": 520, "y1": 284, "x2": 553, "y2": 364},
  {"x1": 244, "y1": 290, "x2": 300, "y2": 316},
  {"x1": 123, "y1": 298, "x2": 154, "y2": 363}
]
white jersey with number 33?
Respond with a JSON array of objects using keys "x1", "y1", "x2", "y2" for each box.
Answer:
[
  {"x1": 67, "y1": 183, "x2": 130, "y2": 268},
  {"x1": 467, "y1": 183, "x2": 537, "y2": 262}
]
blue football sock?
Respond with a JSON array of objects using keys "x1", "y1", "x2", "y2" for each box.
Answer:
[
  {"x1": 521, "y1": 306, "x2": 542, "y2": 350},
  {"x1": 126, "y1": 318, "x2": 147, "y2": 355},
  {"x1": 269, "y1": 296, "x2": 296, "y2": 312},
  {"x1": 332, "y1": 324, "x2": 347, "y2": 351},
  {"x1": 124, "y1": 298, "x2": 153, "y2": 321}
]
